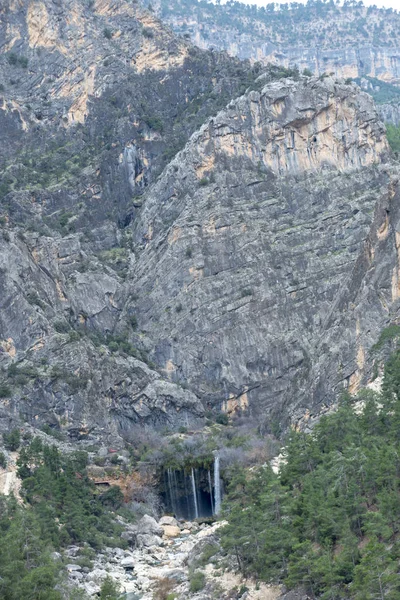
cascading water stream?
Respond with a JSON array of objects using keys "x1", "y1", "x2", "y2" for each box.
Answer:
[
  {"x1": 167, "y1": 468, "x2": 177, "y2": 516},
  {"x1": 214, "y1": 454, "x2": 221, "y2": 515},
  {"x1": 208, "y1": 470, "x2": 214, "y2": 514},
  {"x1": 191, "y1": 468, "x2": 199, "y2": 519}
]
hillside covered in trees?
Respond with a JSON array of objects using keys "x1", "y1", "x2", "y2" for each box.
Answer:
[{"x1": 221, "y1": 349, "x2": 400, "y2": 599}]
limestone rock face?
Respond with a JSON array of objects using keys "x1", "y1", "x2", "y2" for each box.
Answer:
[
  {"x1": 0, "y1": 0, "x2": 399, "y2": 438},
  {"x1": 0, "y1": 0, "x2": 259, "y2": 439},
  {"x1": 129, "y1": 76, "x2": 394, "y2": 426},
  {"x1": 157, "y1": 1, "x2": 400, "y2": 86},
  {"x1": 175, "y1": 77, "x2": 388, "y2": 177}
]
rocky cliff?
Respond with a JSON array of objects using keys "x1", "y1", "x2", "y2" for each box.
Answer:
[
  {"x1": 0, "y1": 0, "x2": 263, "y2": 440},
  {"x1": 128, "y1": 75, "x2": 395, "y2": 429},
  {"x1": 0, "y1": 0, "x2": 399, "y2": 440},
  {"x1": 151, "y1": 0, "x2": 400, "y2": 86}
]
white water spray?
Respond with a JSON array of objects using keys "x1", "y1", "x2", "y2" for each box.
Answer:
[
  {"x1": 208, "y1": 469, "x2": 214, "y2": 514},
  {"x1": 191, "y1": 468, "x2": 199, "y2": 519},
  {"x1": 214, "y1": 454, "x2": 221, "y2": 515}
]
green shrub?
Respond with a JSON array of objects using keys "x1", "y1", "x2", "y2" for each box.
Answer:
[
  {"x1": 7, "y1": 52, "x2": 28, "y2": 68},
  {"x1": 58, "y1": 212, "x2": 73, "y2": 228},
  {"x1": 198, "y1": 543, "x2": 219, "y2": 566},
  {"x1": 215, "y1": 413, "x2": 229, "y2": 426},
  {"x1": 54, "y1": 320, "x2": 70, "y2": 334},
  {"x1": 3, "y1": 428, "x2": 20, "y2": 451},
  {"x1": 189, "y1": 570, "x2": 206, "y2": 593},
  {"x1": 0, "y1": 451, "x2": 7, "y2": 469},
  {"x1": 372, "y1": 324, "x2": 400, "y2": 351},
  {"x1": 41, "y1": 424, "x2": 65, "y2": 441},
  {"x1": 0, "y1": 384, "x2": 11, "y2": 398},
  {"x1": 386, "y1": 123, "x2": 400, "y2": 154},
  {"x1": 99, "y1": 485, "x2": 124, "y2": 509},
  {"x1": 142, "y1": 27, "x2": 154, "y2": 38},
  {"x1": 199, "y1": 177, "x2": 209, "y2": 186},
  {"x1": 99, "y1": 576, "x2": 120, "y2": 599},
  {"x1": 129, "y1": 315, "x2": 138, "y2": 330},
  {"x1": 103, "y1": 28, "x2": 112, "y2": 40},
  {"x1": 143, "y1": 115, "x2": 164, "y2": 132}
]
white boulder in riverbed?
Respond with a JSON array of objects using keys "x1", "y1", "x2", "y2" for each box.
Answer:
[
  {"x1": 162, "y1": 524, "x2": 181, "y2": 538},
  {"x1": 159, "y1": 515, "x2": 179, "y2": 527},
  {"x1": 121, "y1": 556, "x2": 135, "y2": 569}
]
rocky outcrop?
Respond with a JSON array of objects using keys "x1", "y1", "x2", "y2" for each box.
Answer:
[
  {"x1": 128, "y1": 75, "x2": 393, "y2": 427},
  {"x1": 0, "y1": 0, "x2": 399, "y2": 440},
  {"x1": 0, "y1": 0, "x2": 262, "y2": 439},
  {"x1": 171, "y1": 77, "x2": 387, "y2": 176},
  {"x1": 66, "y1": 515, "x2": 281, "y2": 598},
  {"x1": 155, "y1": 0, "x2": 400, "y2": 86}
]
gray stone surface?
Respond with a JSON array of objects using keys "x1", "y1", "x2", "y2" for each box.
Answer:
[
  {"x1": 0, "y1": 0, "x2": 399, "y2": 443},
  {"x1": 129, "y1": 76, "x2": 394, "y2": 427}
]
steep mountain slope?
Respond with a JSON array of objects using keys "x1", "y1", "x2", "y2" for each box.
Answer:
[
  {"x1": 128, "y1": 75, "x2": 396, "y2": 429},
  {"x1": 0, "y1": 0, "x2": 399, "y2": 441},
  {"x1": 0, "y1": 0, "x2": 263, "y2": 440},
  {"x1": 149, "y1": 0, "x2": 400, "y2": 85}
]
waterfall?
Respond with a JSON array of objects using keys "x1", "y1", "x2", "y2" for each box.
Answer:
[
  {"x1": 208, "y1": 470, "x2": 214, "y2": 515},
  {"x1": 191, "y1": 468, "x2": 199, "y2": 519},
  {"x1": 214, "y1": 455, "x2": 221, "y2": 515},
  {"x1": 167, "y1": 468, "x2": 177, "y2": 516}
]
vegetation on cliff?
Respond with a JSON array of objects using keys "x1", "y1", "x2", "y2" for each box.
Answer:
[
  {"x1": 154, "y1": 0, "x2": 400, "y2": 49},
  {"x1": 221, "y1": 351, "x2": 400, "y2": 598}
]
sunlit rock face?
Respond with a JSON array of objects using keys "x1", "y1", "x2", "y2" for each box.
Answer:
[
  {"x1": 0, "y1": 0, "x2": 399, "y2": 438},
  {"x1": 130, "y1": 76, "x2": 395, "y2": 428},
  {"x1": 157, "y1": 1, "x2": 400, "y2": 86}
]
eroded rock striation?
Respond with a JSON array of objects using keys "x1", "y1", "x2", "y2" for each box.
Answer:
[
  {"x1": 0, "y1": 0, "x2": 399, "y2": 439},
  {"x1": 154, "y1": 0, "x2": 400, "y2": 86},
  {"x1": 129, "y1": 76, "x2": 395, "y2": 427}
]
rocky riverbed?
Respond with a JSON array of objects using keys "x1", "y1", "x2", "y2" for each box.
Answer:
[{"x1": 65, "y1": 514, "x2": 281, "y2": 599}]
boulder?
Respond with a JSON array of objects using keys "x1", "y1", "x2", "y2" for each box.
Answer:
[
  {"x1": 165, "y1": 568, "x2": 187, "y2": 583},
  {"x1": 69, "y1": 571, "x2": 83, "y2": 580},
  {"x1": 87, "y1": 568, "x2": 108, "y2": 582},
  {"x1": 121, "y1": 525, "x2": 138, "y2": 543},
  {"x1": 162, "y1": 525, "x2": 181, "y2": 538},
  {"x1": 66, "y1": 564, "x2": 82, "y2": 571},
  {"x1": 186, "y1": 534, "x2": 220, "y2": 568},
  {"x1": 136, "y1": 533, "x2": 163, "y2": 548},
  {"x1": 65, "y1": 546, "x2": 80, "y2": 557},
  {"x1": 137, "y1": 514, "x2": 163, "y2": 537},
  {"x1": 121, "y1": 556, "x2": 135, "y2": 569},
  {"x1": 84, "y1": 581, "x2": 101, "y2": 596},
  {"x1": 159, "y1": 515, "x2": 179, "y2": 527}
]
